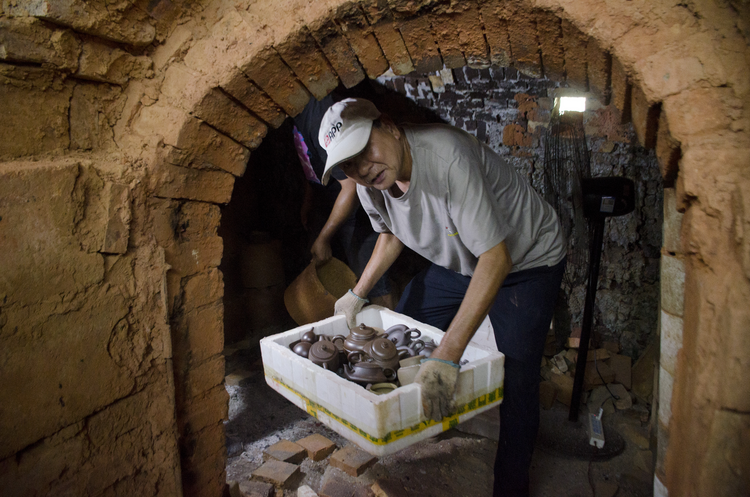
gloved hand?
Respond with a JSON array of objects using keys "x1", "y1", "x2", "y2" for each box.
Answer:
[
  {"x1": 414, "y1": 358, "x2": 460, "y2": 422},
  {"x1": 334, "y1": 289, "x2": 369, "y2": 329}
]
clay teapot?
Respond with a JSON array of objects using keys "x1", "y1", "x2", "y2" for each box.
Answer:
[
  {"x1": 418, "y1": 339, "x2": 438, "y2": 357},
  {"x1": 361, "y1": 337, "x2": 410, "y2": 370},
  {"x1": 342, "y1": 361, "x2": 397, "y2": 385},
  {"x1": 342, "y1": 323, "x2": 380, "y2": 354},
  {"x1": 291, "y1": 341, "x2": 312, "y2": 358},
  {"x1": 397, "y1": 339, "x2": 425, "y2": 357},
  {"x1": 308, "y1": 340, "x2": 340, "y2": 371},
  {"x1": 384, "y1": 324, "x2": 421, "y2": 347}
]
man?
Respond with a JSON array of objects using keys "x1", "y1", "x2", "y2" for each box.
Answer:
[
  {"x1": 322, "y1": 98, "x2": 566, "y2": 496},
  {"x1": 293, "y1": 94, "x2": 394, "y2": 309}
]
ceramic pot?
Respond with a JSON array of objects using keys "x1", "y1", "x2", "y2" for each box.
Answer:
[
  {"x1": 291, "y1": 341, "x2": 312, "y2": 358},
  {"x1": 384, "y1": 324, "x2": 422, "y2": 347},
  {"x1": 362, "y1": 337, "x2": 409, "y2": 370},
  {"x1": 343, "y1": 324, "x2": 380, "y2": 354},
  {"x1": 342, "y1": 362, "x2": 397, "y2": 385},
  {"x1": 367, "y1": 382, "x2": 398, "y2": 395},
  {"x1": 308, "y1": 340, "x2": 340, "y2": 371},
  {"x1": 301, "y1": 329, "x2": 318, "y2": 343}
]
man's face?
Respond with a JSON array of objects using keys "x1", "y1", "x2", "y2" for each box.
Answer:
[{"x1": 338, "y1": 123, "x2": 405, "y2": 190}]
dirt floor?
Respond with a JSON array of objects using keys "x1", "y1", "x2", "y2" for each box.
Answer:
[{"x1": 225, "y1": 347, "x2": 654, "y2": 497}]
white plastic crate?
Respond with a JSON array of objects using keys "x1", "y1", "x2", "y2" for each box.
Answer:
[{"x1": 260, "y1": 306, "x2": 504, "y2": 456}]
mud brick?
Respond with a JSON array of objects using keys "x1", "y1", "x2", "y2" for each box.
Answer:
[
  {"x1": 430, "y1": 10, "x2": 466, "y2": 69},
  {"x1": 251, "y1": 460, "x2": 300, "y2": 487},
  {"x1": 395, "y1": 15, "x2": 442, "y2": 73},
  {"x1": 371, "y1": 478, "x2": 409, "y2": 497},
  {"x1": 501, "y1": 3, "x2": 542, "y2": 78},
  {"x1": 607, "y1": 354, "x2": 632, "y2": 390},
  {"x1": 296, "y1": 434, "x2": 337, "y2": 461},
  {"x1": 242, "y1": 47, "x2": 311, "y2": 117},
  {"x1": 264, "y1": 440, "x2": 307, "y2": 464},
  {"x1": 539, "y1": 380, "x2": 559, "y2": 410},
  {"x1": 336, "y1": 5, "x2": 389, "y2": 79},
  {"x1": 551, "y1": 373, "x2": 574, "y2": 406},
  {"x1": 480, "y1": 0, "x2": 511, "y2": 67},
  {"x1": 631, "y1": 85, "x2": 658, "y2": 149},
  {"x1": 610, "y1": 56, "x2": 631, "y2": 122},
  {"x1": 561, "y1": 19, "x2": 588, "y2": 92},
  {"x1": 297, "y1": 485, "x2": 319, "y2": 497},
  {"x1": 583, "y1": 361, "x2": 616, "y2": 390},
  {"x1": 329, "y1": 445, "x2": 377, "y2": 477},
  {"x1": 656, "y1": 111, "x2": 681, "y2": 185},
  {"x1": 275, "y1": 28, "x2": 339, "y2": 101},
  {"x1": 308, "y1": 17, "x2": 365, "y2": 89},
  {"x1": 576, "y1": 348, "x2": 610, "y2": 362},
  {"x1": 222, "y1": 68, "x2": 286, "y2": 128},
  {"x1": 239, "y1": 480, "x2": 274, "y2": 497},
  {"x1": 587, "y1": 38, "x2": 611, "y2": 105},
  {"x1": 535, "y1": 10, "x2": 565, "y2": 81},
  {"x1": 152, "y1": 163, "x2": 234, "y2": 204}
]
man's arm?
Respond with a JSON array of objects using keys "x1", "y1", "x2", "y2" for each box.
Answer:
[
  {"x1": 352, "y1": 232, "x2": 404, "y2": 298},
  {"x1": 430, "y1": 241, "x2": 512, "y2": 363},
  {"x1": 311, "y1": 178, "x2": 359, "y2": 264}
]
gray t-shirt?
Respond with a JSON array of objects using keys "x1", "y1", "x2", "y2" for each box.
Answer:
[{"x1": 357, "y1": 124, "x2": 566, "y2": 276}]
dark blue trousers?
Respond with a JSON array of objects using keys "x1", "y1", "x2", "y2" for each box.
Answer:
[{"x1": 396, "y1": 258, "x2": 565, "y2": 497}]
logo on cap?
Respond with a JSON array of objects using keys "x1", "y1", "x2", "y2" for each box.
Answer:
[{"x1": 323, "y1": 121, "x2": 343, "y2": 149}]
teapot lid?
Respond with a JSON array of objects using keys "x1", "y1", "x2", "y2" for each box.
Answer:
[
  {"x1": 368, "y1": 337, "x2": 397, "y2": 360},
  {"x1": 309, "y1": 340, "x2": 338, "y2": 362},
  {"x1": 350, "y1": 323, "x2": 378, "y2": 341}
]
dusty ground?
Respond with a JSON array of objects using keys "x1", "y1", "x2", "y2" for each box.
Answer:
[{"x1": 225, "y1": 348, "x2": 654, "y2": 497}]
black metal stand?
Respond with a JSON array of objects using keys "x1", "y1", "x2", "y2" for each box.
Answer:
[{"x1": 568, "y1": 218, "x2": 605, "y2": 422}]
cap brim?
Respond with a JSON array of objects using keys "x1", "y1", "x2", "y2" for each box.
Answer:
[{"x1": 320, "y1": 121, "x2": 373, "y2": 186}]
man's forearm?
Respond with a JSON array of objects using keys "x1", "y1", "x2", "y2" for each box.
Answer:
[
  {"x1": 352, "y1": 233, "x2": 404, "y2": 298},
  {"x1": 318, "y1": 178, "x2": 358, "y2": 242},
  {"x1": 431, "y1": 241, "x2": 512, "y2": 363}
]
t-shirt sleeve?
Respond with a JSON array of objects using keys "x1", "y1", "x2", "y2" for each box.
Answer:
[{"x1": 446, "y1": 156, "x2": 511, "y2": 258}]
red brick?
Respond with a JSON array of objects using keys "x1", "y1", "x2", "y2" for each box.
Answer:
[
  {"x1": 264, "y1": 440, "x2": 307, "y2": 464},
  {"x1": 309, "y1": 18, "x2": 365, "y2": 89},
  {"x1": 535, "y1": 10, "x2": 565, "y2": 82},
  {"x1": 329, "y1": 445, "x2": 377, "y2": 477},
  {"x1": 222, "y1": 68, "x2": 286, "y2": 129},
  {"x1": 502, "y1": 4, "x2": 542, "y2": 78},
  {"x1": 454, "y1": 4, "x2": 490, "y2": 68},
  {"x1": 631, "y1": 85, "x2": 658, "y2": 149},
  {"x1": 480, "y1": 1, "x2": 511, "y2": 67},
  {"x1": 561, "y1": 19, "x2": 588, "y2": 92},
  {"x1": 296, "y1": 433, "x2": 337, "y2": 461},
  {"x1": 151, "y1": 163, "x2": 234, "y2": 204},
  {"x1": 587, "y1": 38, "x2": 611, "y2": 105},
  {"x1": 336, "y1": 5, "x2": 389, "y2": 79},
  {"x1": 275, "y1": 28, "x2": 339, "y2": 101},
  {"x1": 395, "y1": 15, "x2": 442, "y2": 73},
  {"x1": 242, "y1": 47, "x2": 311, "y2": 117},
  {"x1": 251, "y1": 460, "x2": 300, "y2": 487}
]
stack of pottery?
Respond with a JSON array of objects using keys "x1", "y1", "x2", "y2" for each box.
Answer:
[{"x1": 288, "y1": 323, "x2": 435, "y2": 393}]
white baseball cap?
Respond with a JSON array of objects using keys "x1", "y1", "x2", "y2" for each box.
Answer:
[{"x1": 318, "y1": 98, "x2": 381, "y2": 185}]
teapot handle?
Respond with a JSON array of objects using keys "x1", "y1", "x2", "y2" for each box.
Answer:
[
  {"x1": 385, "y1": 324, "x2": 409, "y2": 335},
  {"x1": 397, "y1": 347, "x2": 414, "y2": 359},
  {"x1": 347, "y1": 351, "x2": 369, "y2": 364},
  {"x1": 406, "y1": 328, "x2": 422, "y2": 339},
  {"x1": 409, "y1": 339, "x2": 425, "y2": 353},
  {"x1": 331, "y1": 335, "x2": 346, "y2": 346}
]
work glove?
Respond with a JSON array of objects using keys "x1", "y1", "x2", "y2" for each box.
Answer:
[
  {"x1": 334, "y1": 289, "x2": 368, "y2": 329},
  {"x1": 415, "y1": 358, "x2": 460, "y2": 422}
]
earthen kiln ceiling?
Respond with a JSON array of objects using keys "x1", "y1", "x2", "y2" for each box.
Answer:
[{"x1": 1, "y1": 0, "x2": 748, "y2": 496}]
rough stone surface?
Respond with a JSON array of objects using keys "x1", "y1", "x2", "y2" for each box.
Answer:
[{"x1": 0, "y1": 17, "x2": 81, "y2": 70}]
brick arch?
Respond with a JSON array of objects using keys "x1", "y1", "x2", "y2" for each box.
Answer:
[{"x1": 133, "y1": 1, "x2": 749, "y2": 496}]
